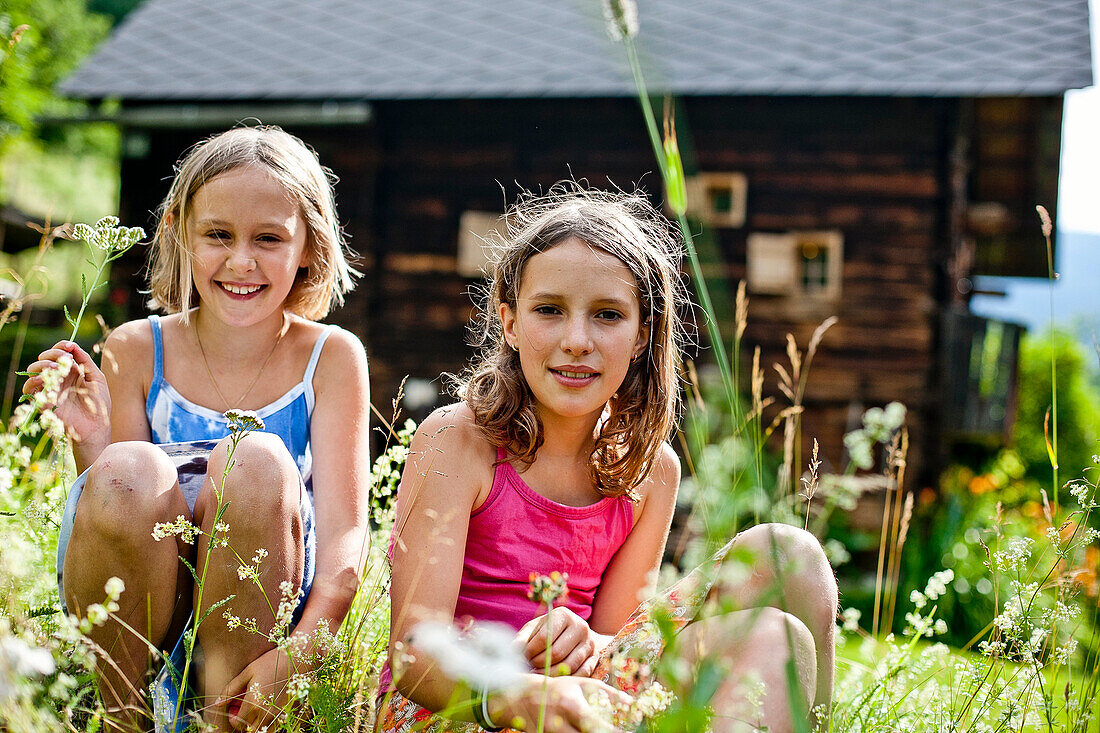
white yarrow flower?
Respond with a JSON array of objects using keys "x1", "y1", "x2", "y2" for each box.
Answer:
[
  {"x1": 408, "y1": 620, "x2": 526, "y2": 692},
  {"x1": 0, "y1": 636, "x2": 56, "y2": 701},
  {"x1": 104, "y1": 577, "x2": 125, "y2": 602}
]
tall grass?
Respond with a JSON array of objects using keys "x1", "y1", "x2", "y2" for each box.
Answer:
[
  {"x1": 603, "y1": 1, "x2": 1100, "y2": 731},
  {"x1": 1, "y1": 4, "x2": 1098, "y2": 731}
]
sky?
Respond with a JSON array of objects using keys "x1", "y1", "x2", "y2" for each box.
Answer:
[
  {"x1": 1056, "y1": 2, "x2": 1100, "y2": 238},
  {"x1": 969, "y1": 0, "x2": 1099, "y2": 338}
]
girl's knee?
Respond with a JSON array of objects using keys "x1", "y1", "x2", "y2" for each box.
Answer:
[
  {"x1": 741, "y1": 524, "x2": 832, "y2": 576},
  {"x1": 203, "y1": 432, "x2": 301, "y2": 519},
  {"x1": 80, "y1": 442, "x2": 180, "y2": 539},
  {"x1": 755, "y1": 608, "x2": 817, "y2": 696},
  {"x1": 734, "y1": 524, "x2": 838, "y2": 616}
]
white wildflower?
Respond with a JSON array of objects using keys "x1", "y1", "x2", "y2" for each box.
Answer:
[
  {"x1": 843, "y1": 430, "x2": 874, "y2": 469},
  {"x1": 104, "y1": 577, "x2": 125, "y2": 602},
  {"x1": 824, "y1": 538, "x2": 851, "y2": 566},
  {"x1": 1069, "y1": 480, "x2": 1096, "y2": 509},
  {"x1": 863, "y1": 402, "x2": 906, "y2": 442},
  {"x1": 210, "y1": 522, "x2": 230, "y2": 547},
  {"x1": 286, "y1": 673, "x2": 311, "y2": 701},
  {"x1": 1052, "y1": 638, "x2": 1078, "y2": 665},
  {"x1": 993, "y1": 537, "x2": 1033, "y2": 572},
  {"x1": 224, "y1": 409, "x2": 265, "y2": 434},
  {"x1": 905, "y1": 612, "x2": 935, "y2": 638},
  {"x1": 89, "y1": 604, "x2": 108, "y2": 625},
  {"x1": 238, "y1": 548, "x2": 268, "y2": 582},
  {"x1": 840, "y1": 607, "x2": 861, "y2": 633},
  {"x1": 992, "y1": 605, "x2": 1019, "y2": 634},
  {"x1": 0, "y1": 466, "x2": 12, "y2": 494},
  {"x1": 0, "y1": 636, "x2": 56, "y2": 701},
  {"x1": 237, "y1": 565, "x2": 259, "y2": 582},
  {"x1": 924, "y1": 569, "x2": 953, "y2": 600},
  {"x1": 587, "y1": 679, "x2": 673, "y2": 729},
  {"x1": 407, "y1": 620, "x2": 526, "y2": 692},
  {"x1": 38, "y1": 410, "x2": 66, "y2": 441},
  {"x1": 12, "y1": 404, "x2": 38, "y2": 436},
  {"x1": 73, "y1": 217, "x2": 144, "y2": 254},
  {"x1": 152, "y1": 515, "x2": 200, "y2": 544},
  {"x1": 273, "y1": 581, "x2": 303, "y2": 638},
  {"x1": 1043, "y1": 601, "x2": 1078, "y2": 625}
]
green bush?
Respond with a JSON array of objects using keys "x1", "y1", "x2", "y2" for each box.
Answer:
[{"x1": 1014, "y1": 329, "x2": 1100, "y2": 493}]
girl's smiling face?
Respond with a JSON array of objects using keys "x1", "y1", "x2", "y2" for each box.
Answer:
[
  {"x1": 500, "y1": 237, "x2": 649, "y2": 424},
  {"x1": 186, "y1": 165, "x2": 309, "y2": 327}
]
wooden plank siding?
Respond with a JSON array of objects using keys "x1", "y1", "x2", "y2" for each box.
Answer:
[{"x1": 108, "y1": 94, "x2": 1057, "y2": 486}]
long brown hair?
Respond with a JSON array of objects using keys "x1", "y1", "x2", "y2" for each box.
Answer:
[{"x1": 459, "y1": 183, "x2": 690, "y2": 500}]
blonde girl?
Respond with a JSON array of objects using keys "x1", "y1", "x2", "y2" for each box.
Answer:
[
  {"x1": 25, "y1": 126, "x2": 371, "y2": 732},
  {"x1": 383, "y1": 184, "x2": 837, "y2": 733}
]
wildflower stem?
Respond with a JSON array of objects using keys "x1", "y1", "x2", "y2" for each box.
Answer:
[
  {"x1": 1043, "y1": 222, "x2": 1059, "y2": 514},
  {"x1": 623, "y1": 38, "x2": 738, "y2": 417},
  {"x1": 175, "y1": 425, "x2": 247, "y2": 727},
  {"x1": 67, "y1": 255, "x2": 108, "y2": 342},
  {"x1": 538, "y1": 602, "x2": 552, "y2": 733}
]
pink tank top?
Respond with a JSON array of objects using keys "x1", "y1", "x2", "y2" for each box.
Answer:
[
  {"x1": 380, "y1": 448, "x2": 635, "y2": 694},
  {"x1": 453, "y1": 449, "x2": 635, "y2": 630}
]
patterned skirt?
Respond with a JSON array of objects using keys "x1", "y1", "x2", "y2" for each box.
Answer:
[{"x1": 377, "y1": 543, "x2": 732, "y2": 733}]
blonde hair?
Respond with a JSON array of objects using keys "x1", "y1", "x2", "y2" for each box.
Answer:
[
  {"x1": 460, "y1": 183, "x2": 690, "y2": 500},
  {"x1": 147, "y1": 126, "x2": 356, "y2": 321}
]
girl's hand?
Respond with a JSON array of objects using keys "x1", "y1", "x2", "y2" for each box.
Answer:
[
  {"x1": 22, "y1": 341, "x2": 111, "y2": 447},
  {"x1": 518, "y1": 607, "x2": 611, "y2": 678},
  {"x1": 218, "y1": 647, "x2": 300, "y2": 732},
  {"x1": 493, "y1": 675, "x2": 630, "y2": 733}
]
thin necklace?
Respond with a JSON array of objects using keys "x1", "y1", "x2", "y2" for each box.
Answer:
[{"x1": 195, "y1": 314, "x2": 287, "y2": 410}]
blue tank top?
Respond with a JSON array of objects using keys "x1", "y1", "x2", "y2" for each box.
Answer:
[{"x1": 145, "y1": 314, "x2": 333, "y2": 488}]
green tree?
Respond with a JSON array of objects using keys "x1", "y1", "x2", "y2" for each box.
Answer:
[
  {"x1": 0, "y1": 0, "x2": 110, "y2": 147},
  {"x1": 1013, "y1": 328, "x2": 1100, "y2": 490},
  {"x1": 1, "y1": 1, "x2": 119, "y2": 223},
  {"x1": 88, "y1": 0, "x2": 143, "y2": 25}
]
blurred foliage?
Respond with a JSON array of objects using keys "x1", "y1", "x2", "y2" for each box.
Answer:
[
  {"x1": 0, "y1": 0, "x2": 111, "y2": 148},
  {"x1": 1, "y1": 137, "x2": 119, "y2": 224},
  {"x1": 1014, "y1": 328, "x2": 1100, "y2": 492},
  {"x1": 88, "y1": 0, "x2": 143, "y2": 25},
  {"x1": 896, "y1": 330, "x2": 1100, "y2": 647},
  {"x1": 1, "y1": 0, "x2": 121, "y2": 292}
]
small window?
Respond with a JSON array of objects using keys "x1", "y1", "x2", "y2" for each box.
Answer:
[
  {"x1": 457, "y1": 210, "x2": 504, "y2": 277},
  {"x1": 685, "y1": 172, "x2": 748, "y2": 228},
  {"x1": 747, "y1": 230, "x2": 843, "y2": 300}
]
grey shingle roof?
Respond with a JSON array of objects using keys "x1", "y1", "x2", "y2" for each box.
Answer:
[{"x1": 61, "y1": 0, "x2": 1093, "y2": 101}]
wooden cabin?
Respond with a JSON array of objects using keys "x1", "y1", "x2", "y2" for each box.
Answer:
[{"x1": 59, "y1": 0, "x2": 1093, "y2": 485}]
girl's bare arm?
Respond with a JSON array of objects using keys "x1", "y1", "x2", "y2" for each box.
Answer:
[
  {"x1": 100, "y1": 320, "x2": 155, "y2": 447},
  {"x1": 587, "y1": 442, "x2": 681, "y2": 634},
  {"x1": 22, "y1": 320, "x2": 154, "y2": 473},
  {"x1": 388, "y1": 404, "x2": 491, "y2": 713},
  {"x1": 288, "y1": 327, "x2": 372, "y2": 645},
  {"x1": 389, "y1": 407, "x2": 633, "y2": 731}
]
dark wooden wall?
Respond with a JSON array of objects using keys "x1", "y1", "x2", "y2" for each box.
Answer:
[
  {"x1": 110, "y1": 94, "x2": 1060, "y2": 485},
  {"x1": 355, "y1": 96, "x2": 959, "y2": 483}
]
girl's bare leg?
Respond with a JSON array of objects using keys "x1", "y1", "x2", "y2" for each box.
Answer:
[
  {"x1": 193, "y1": 432, "x2": 304, "y2": 729},
  {"x1": 62, "y1": 441, "x2": 191, "y2": 730},
  {"x1": 679, "y1": 607, "x2": 817, "y2": 733},
  {"x1": 715, "y1": 523, "x2": 837, "y2": 710}
]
